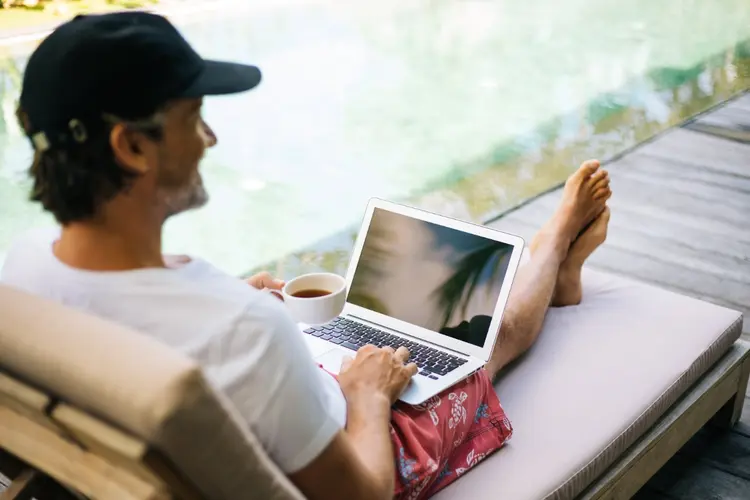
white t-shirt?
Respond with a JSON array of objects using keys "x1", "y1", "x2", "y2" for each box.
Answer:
[{"x1": 0, "y1": 228, "x2": 348, "y2": 474}]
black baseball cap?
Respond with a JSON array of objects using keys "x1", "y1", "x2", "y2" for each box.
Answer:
[{"x1": 20, "y1": 11, "x2": 262, "y2": 151}]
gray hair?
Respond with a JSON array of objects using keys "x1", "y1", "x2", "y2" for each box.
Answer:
[{"x1": 102, "y1": 110, "x2": 166, "y2": 140}]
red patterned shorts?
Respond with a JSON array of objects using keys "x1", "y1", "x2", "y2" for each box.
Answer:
[{"x1": 390, "y1": 369, "x2": 513, "y2": 499}]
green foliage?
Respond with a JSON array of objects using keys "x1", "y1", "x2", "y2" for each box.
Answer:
[{"x1": 433, "y1": 243, "x2": 512, "y2": 330}]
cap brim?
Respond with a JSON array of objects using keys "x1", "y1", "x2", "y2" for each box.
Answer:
[{"x1": 180, "y1": 60, "x2": 262, "y2": 97}]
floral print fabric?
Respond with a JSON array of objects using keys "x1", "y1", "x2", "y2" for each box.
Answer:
[{"x1": 390, "y1": 369, "x2": 513, "y2": 499}]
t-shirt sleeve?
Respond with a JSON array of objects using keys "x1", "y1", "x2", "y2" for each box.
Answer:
[{"x1": 205, "y1": 294, "x2": 343, "y2": 474}]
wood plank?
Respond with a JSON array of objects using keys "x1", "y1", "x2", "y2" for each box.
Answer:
[
  {"x1": 51, "y1": 406, "x2": 148, "y2": 464},
  {"x1": 732, "y1": 358, "x2": 750, "y2": 426},
  {"x1": 600, "y1": 209, "x2": 750, "y2": 281},
  {"x1": 672, "y1": 426, "x2": 717, "y2": 458},
  {"x1": 599, "y1": 225, "x2": 750, "y2": 288},
  {"x1": 645, "y1": 445, "x2": 699, "y2": 493},
  {"x1": 0, "y1": 405, "x2": 166, "y2": 500},
  {"x1": 501, "y1": 199, "x2": 750, "y2": 287},
  {"x1": 695, "y1": 429, "x2": 750, "y2": 480},
  {"x1": 655, "y1": 464, "x2": 750, "y2": 500},
  {"x1": 0, "y1": 469, "x2": 37, "y2": 500},
  {"x1": 512, "y1": 187, "x2": 750, "y2": 252},
  {"x1": 612, "y1": 166, "x2": 750, "y2": 213},
  {"x1": 0, "y1": 374, "x2": 48, "y2": 413},
  {"x1": 510, "y1": 176, "x2": 750, "y2": 239},
  {"x1": 601, "y1": 199, "x2": 750, "y2": 260},
  {"x1": 605, "y1": 193, "x2": 750, "y2": 246},
  {"x1": 492, "y1": 213, "x2": 750, "y2": 341},
  {"x1": 497, "y1": 213, "x2": 750, "y2": 314},
  {"x1": 578, "y1": 341, "x2": 749, "y2": 500},
  {"x1": 642, "y1": 129, "x2": 750, "y2": 178},
  {"x1": 607, "y1": 176, "x2": 750, "y2": 230},
  {"x1": 0, "y1": 373, "x2": 62, "y2": 436},
  {"x1": 729, "y1": 93, "x2": 750, "y2": 112},
  {"x1": 582, "y1": 247, "x2": 750, "y2": 319},
  {"x1": 631, "y1": 487, "x2": 676, "y2": 500},
  {"x1": 735, "y1": 397, "x2": 750, "y2": 438},
  {"x1": 686, "y1": 123, "x2": 750, "y2": 144},
  {"x1": 51, "y1": 405, "x2": 163, "y2": 489},
  {"x1": 690, "y1": 104, "x2": 750, "y2": 135},
  {"x1": 51, "y1": 405, "x2": 202, "y2": 500},
  {"x1": 614, "y1": 151, "x2": 750, "y2": 194}
]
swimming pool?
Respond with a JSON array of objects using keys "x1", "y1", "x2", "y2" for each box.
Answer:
[{"x1": 1, "y1": 0, "x2": 749, "y2": 277}]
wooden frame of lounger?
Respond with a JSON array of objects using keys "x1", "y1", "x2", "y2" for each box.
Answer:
[
  {"x1": 1, "y1": 340, "x2": 749, "y2": 500},
  {"x1": 0, "y1": 372, "x2": 202, "y2": 500}
]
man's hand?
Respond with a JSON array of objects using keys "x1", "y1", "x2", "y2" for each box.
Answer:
[
  {"x1": 289, "y1": 345, "x2": 417, "y2": 500},
  {"x1": 245, "y1": 271, "x2": 285, "y2": 300},
  {"x1": 338, "y1": 345, "x2": 418, "y2": 405}
]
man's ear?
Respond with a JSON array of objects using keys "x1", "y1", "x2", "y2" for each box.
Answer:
[{"x1": 109, "y1": 123, "x2": 149, "y2": 174}]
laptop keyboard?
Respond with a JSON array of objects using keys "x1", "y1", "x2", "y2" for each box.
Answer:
[{"x1": 303, "y1": 317, "x2": 468, "y2": 379}]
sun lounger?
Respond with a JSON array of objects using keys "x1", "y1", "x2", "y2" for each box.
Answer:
[
  {"x1": 0, "y1": 266, "x2": 746, "y2": 499},
  {"x1": 0, "y1": 283, "x2": 302, "y2": 500},
  {"x1": 433, "y1": 264, "x2": 747, "y2": 499}
]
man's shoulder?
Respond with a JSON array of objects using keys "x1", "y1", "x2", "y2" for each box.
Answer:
[
  {"x1": 117, "y1": 260, "x2": 296, "y2": 340},
  {"x1": 1, "y1": 226, "x2": 59, "y2": 284},
  {"x1": 3, "y1": 226, "x2": 58, "y2": 258}
]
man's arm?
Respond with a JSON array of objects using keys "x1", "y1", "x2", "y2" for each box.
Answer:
[
  {"x1": 231, "y1": 296, "x2": 415, "y2": 500},
  {"x1": 289, "y1": 346, "x2": 415, "y2": 500}
]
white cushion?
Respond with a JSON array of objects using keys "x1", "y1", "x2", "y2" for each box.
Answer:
[{"x1": 434, "y1": 265, "x2": 742, "y2": 500}]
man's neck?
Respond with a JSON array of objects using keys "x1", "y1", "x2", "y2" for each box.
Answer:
[{"x1": 55, "y1": 218, "x2": 166, "y2": 272}]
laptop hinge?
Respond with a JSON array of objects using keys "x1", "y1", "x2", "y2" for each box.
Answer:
[{"x1": 346, "y1": 314, "x2": 471, "y2": 358}]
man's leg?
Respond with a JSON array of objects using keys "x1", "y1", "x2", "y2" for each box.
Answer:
[{"x1": 485, "y1": 161, "x2": 611, "y2": 378}]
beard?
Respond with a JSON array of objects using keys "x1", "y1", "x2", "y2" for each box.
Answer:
[{"x1": 159, "y1": 172, "x2": 209, "y2": 219}]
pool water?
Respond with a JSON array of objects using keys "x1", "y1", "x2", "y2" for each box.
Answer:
[{"x1": 1, "y1": 0, "x2": 749, "y2": 277}]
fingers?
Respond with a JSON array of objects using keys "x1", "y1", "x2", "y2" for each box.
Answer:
[
  {"x1": 247, "y1": 271, "x2": 285, "y2": 290},
  {"x1": 404, "y1": 362, "x2": 418, "y2": 376},
  {"x1": 394, "y1": 346, "x2": 410, "y2": 363}
]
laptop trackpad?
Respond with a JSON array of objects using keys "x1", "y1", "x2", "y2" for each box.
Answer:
[{"x1": 316, "y1": 348, "x2": 351, "y2": 375}]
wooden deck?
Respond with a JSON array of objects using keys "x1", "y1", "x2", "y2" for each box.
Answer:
[{"x1": 488, "y1": 90, "x2": 750, "y2": 499}]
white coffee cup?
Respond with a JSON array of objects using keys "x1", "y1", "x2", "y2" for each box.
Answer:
[{"x1": 280, "y1": 272, "x2": 347, "y2": 325}]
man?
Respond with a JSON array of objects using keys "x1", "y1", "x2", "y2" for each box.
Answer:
[{"x1": 2, "y1": 12, "x2": 611, "y2": 500}]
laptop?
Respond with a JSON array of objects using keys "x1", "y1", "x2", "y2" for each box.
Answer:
[{"x1": 302, "y1": 198, "x2": 525, "y2": 405}]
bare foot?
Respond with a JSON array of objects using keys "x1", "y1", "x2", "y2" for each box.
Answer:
[
  {"x1": 551, "y1": 207, "x2": 611, "y2": 306},
  {"x1": 530, "y1": 160, "x2": 611, "y2": 258}
]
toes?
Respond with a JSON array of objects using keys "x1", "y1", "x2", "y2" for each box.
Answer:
[
  {"x1": 589, "y1": 168, "x2": 608, "y2": 181},
  {"x1": 589, "y1": 170, "x2": 609, "y2": 191},
  {"x1": 580, "y1": 159, "x2": 601, "y2": 177},
  {"x1": 594, "y1": 187, "x2": 611, "y2": 200},
  {"x1": 571, "y1": 159, "x2": 601, "y2": 183},
  {"x1": 598, "y1": 206, "x2": 611, "y2": 224},
  {"x1": 593, "y1": 208, "x2": 611, "y2": 236}
]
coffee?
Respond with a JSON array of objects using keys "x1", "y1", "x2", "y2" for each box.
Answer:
[{"x1": 291, "y1": 288, "x2": 331, "y2": 298}]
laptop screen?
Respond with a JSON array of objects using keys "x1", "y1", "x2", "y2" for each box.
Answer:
[{"x1": 348, "y1": 207, "x2": 514, "y2": 348}]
